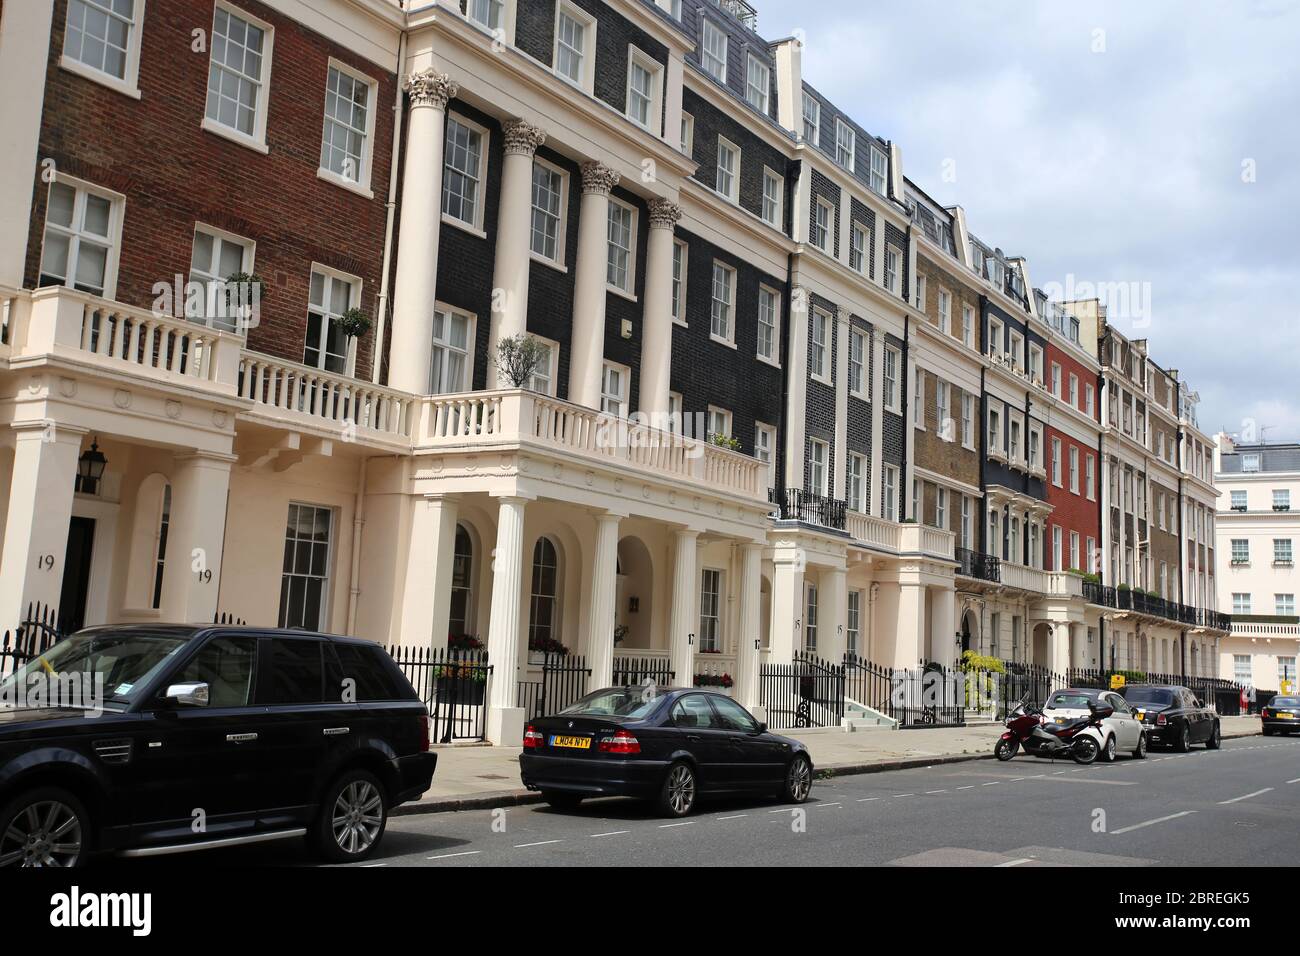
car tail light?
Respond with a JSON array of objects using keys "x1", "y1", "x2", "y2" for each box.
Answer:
[
  {"x1": 523, "y1": 725, "x2": 544, "y2": 749},
  {"x1": 1156, "y1": 712, "x2": 1167, "y2": 726},
  {"x1": 419, "y1": 716, "x2": 431, "y2": 752},
  {"x1": 597, "y1": 730, "x2": 640, "y2": 754},
  {"x1": 1262, "y1": 709, "x2": 1272, "y2": 718}
]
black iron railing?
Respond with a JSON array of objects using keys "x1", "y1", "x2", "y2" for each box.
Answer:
[
  {"x1": 759, "y1": 653, "x2": 846, "y2": 729},
  {"x1": 387, "y1": 645, "x2": 492, "y2": 742},
  {"x1": 1081, "y1": 585, "x2": 1230, "y2": 632},
  {"x1": 955, "y1": 547, "x2": 1000, "y2": 583},
  {"x1": 515, "y1": 652, "x2": 592, "y2": 719},
  {"x1": 612, "y1": 654, "x2": 675, "y2": 688},
  {"x1": 769, "y1": 487, "x2": 847, "y2": 531}
]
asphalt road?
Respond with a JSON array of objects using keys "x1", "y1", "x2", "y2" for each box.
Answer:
[{"x1": 117, "y1": 733, "x2": 1300, "y2": 868}]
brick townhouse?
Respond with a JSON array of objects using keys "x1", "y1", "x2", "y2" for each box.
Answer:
[{"x1": 0, "y1": 0, "x2": 1227, "y2": 743}]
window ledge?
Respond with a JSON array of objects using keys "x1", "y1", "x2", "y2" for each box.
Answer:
[
  {"x1": 442, "y1": 213, "x2": 488, "y2": 240},
  {"x1": 530, "y1": 251, "x2": 568, "y2": 274},
  {"x1": 201, "y1": 116, "x2": 269, "y2": 154},
  {"x1": 709, "y1": 333, "x2": 737, "y2": 350},
  {"x1": 317, "y1": 167, "x2": 375, "y2": 200},
  {"x1": 60, "y1": 56, "x2": 141, "y2": 99},
  {"x1": 607, "y1": 284, "x2": 638, "y2": 304},
  {"x1": 809, "y1": 372, "x2": 833, "y2": 388},
  {"x1": 757, "y1": 354, "x2": 782, "y2": 370}
]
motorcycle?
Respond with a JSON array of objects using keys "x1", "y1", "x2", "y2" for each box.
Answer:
[{"x1": 994, "y1": 694, "x2": 1112, "y2": 765}]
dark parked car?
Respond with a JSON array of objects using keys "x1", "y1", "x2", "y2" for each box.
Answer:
[
  {"x1": 518, "y1": 687, "x2": 813, "y2": 817},
  {"x1": 1118, "y1": 684, "x2": 1220, "y2": 751},
  {"x1": 0, "y1": 625, "x2": 435, "y2": 867},
  {"x1": 1261, "y1": 696, "x2": 1300, "y2": 735}
]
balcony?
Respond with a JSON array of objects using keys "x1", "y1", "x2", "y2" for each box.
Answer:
[
  {"x1": 416, "y1": 390, "x2": 768, "y2": 504},
  {"x1": 841, "y1": 510, "x2": 954, "y2": 562},
  {"x1": 1084, "y1": 584, "x2": 1231, "y2": 632},
  {"x1": 769, "y1": 487, "x2": 847, "y2": 530},
  {"x1": 956, "y1": 547, "x2": 1000, "y2": 583}
]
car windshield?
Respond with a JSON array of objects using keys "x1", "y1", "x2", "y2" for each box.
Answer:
[
  {"x1": 558, "y1": 688, "x2": 664, "y2": 718},
  {"x1": 1046, "y1": 692, "x2": 1097, "y2": 709},
  {"x1": 1122, "y1": 688, "x2": 1176, "y2": 706},
  {"x1": 0, "y1": 631, "x2": 190, "y2": 711},
  {"x1": 1271, "y1": 697, "x2": 1300, "y2": 708}
]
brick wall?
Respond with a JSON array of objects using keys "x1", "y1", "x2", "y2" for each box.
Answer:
[
  {"x1": 1044, "y1": 423, "x2": 1101, "y2": 572},
  {"x1": 27, "y1": 0, "x2": 397, "y2": 380}
]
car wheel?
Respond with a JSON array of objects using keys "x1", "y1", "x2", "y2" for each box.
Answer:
[
  {"x1": 1072, "y1": 736, "x2": 1100, "y2": 765},
  {"x1": 1206, "y1": 722, "x2": 1221, "y2": 749},
  {"x1": 1133, "y1": 732, "x2": 1147, "y2": 759},
  {"x1": 782, "y1": 754, "x2": 813, "y2": 804},
  {"x1": 657, "y1": 761, "x2": 697, "y2": 818},
  {"x1": 1102, "y1": 734, "x2": 1118, "y2": 762},
  {"x1": 0, "y1": 787, "x2": 89, "y2": 868},
  {"x1": 315, "y1": 769, "x2": 387, "y2": 864},
  {"x1": 541, "y1": 791, "x2": 584, "y2": 811},
  {"x1": 995, "y1": 737, "x2": 1019, "y2": 761},
  {"x1": 1176, "y1": 724, "x2": 1191, "y2": 753},
  {"x1": 1262, "y1": 726, "x2": 1274, "y2": 736}
]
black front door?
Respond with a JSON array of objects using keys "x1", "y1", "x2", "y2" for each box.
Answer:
[{"x1": 58, "y1": 517, "x2": 95, "y2": 631}]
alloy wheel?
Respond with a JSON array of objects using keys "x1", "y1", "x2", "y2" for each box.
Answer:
[
  {"x1": 666, "y1": 764, "x2": 695, "y2": 815},
  {"x1": 331, "y1": 780, "x2": 383, "y2": 856},
  {"x1": 787, "y1": 757, "x2": 812, "y2": 802},
  {"x1": 0, "y1": 800, "x2": 83, "y2": 868},
  {"x1": 1106, "y1": 736, "x2": 1117, "y2": 761}
]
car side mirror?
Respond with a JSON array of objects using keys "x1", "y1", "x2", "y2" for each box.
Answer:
[
  {"x1": 165, "y1": 681, "x2": 210, "y2": 707},
  {"x1": 1194, "y1": 699, "x2": 1203, "y2": 709},
  {"x1": 755, "y1": 722, "x2": 767, "y2": 735}
]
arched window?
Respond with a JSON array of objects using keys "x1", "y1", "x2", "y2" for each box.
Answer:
[
  {"x1": 529, "y1": 537, "x2": 560, "y2": 650},
  {"x1": 151, "y1": 483, "x2": 172, "y2": 609},
  {"x1": 449, "y1": 525, "x2": 473, "y2": 638}
]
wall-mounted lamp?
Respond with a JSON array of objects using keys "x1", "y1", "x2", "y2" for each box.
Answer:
[{"x1": 76, "y1": 439, "x2": 108, "y2": 495}]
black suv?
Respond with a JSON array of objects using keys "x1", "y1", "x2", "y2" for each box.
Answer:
[{"x1": 0, "y1": 625, "x2": 435, "y2": 867}]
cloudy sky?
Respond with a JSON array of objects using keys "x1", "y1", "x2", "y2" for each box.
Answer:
[{"x1": 756, "y1": 0, "x2": 1299, "y2": 444}]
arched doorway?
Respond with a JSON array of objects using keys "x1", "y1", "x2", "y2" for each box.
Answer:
[
  {"x1": 528, "y1": 536, "x2": 563, "y2": 654},
  {"x1": 1031, "y1": 622, "x2": 1050, "y2": 666},
  {"x1": 615, "y1": 536, "x2": 654, "y2": 651},
  {"x1": 960, "y1": 608, "x2": 977, "y2": 657}
]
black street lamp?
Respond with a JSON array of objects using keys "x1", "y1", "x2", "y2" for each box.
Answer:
[{"x1": 76, "y1": 439, "x2": 107, "y2": 495}]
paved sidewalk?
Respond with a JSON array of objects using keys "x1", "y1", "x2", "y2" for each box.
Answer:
[{"x1": 395, "y1": 714, "x2": 1263, "y2": 816}]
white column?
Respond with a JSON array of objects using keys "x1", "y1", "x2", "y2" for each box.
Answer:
[
  {"x1": 895, "y1": 581, "x2": 925, "y2": 668},
  {"x1": 768, "y1": 547, "x2": 804, "y2": 666},
  {"x1": 637, "y1": 198, "x2": 682, "y2": 420},
  {"x1": 388, "y1": 70, "x2": 458, "y2": 395},
  {"x1": 869, "y1": 330, "x2": 885, "y2": 517},
  {"x1": 398, "y1": 494, "x2": 458, "y2": 648},
  {"x1": 159, "y1": 452, "x2": 235, "y2": 625},
  {"x1": 586, "y1": 512, "x2": 621, "y2": 688},
  {"x1": 735, "y1": 543, "x2": 763, "y2": 710},
  {"x1": 0, "y1": 2, "x2": 54, "y2": 286},
  {"x1": 668, "y1": 529, "x2": 700, "y2": 683},
  {"x1": 487, "y1": 120, "x2": 547, "y2": 388},
  {"x1": 569, "y1": 161, "x2": 620, "y2": 409},
  {"x1": 931, "y1": 584, "x2": 957, "y2": 668},
  {"x1": 486, "y1": 495, "x2": 528, "y2": 744},
  {"x1": 820, "y1": 566, "x2": 848, "y2": 663},
  {"x1": 0, "y1": 423, "x2": 84, "y2": 628}
]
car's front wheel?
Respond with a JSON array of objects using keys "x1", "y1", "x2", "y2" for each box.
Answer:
[
  {"x1": 782, "y1": 754, "x2": 813, "y2": 804},
  {"x1": 315, "y1": 770, "x2": 388, "y2": 864},
  {"x1": 0, "y1": 787, "x2": 89, "y2": 868},
  {"x1": 1102, "y1": 734, "x2": 1118, "y2": 762},
  {"x1": 1206, "y1": 722, "x2": 1221, "y2": 749},
  {"x1": 657, "y1": 761, "x2": 697, "y2": 818}
]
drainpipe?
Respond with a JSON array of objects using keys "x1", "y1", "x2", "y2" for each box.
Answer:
[
  {"x1": 1175, "y1": 378, "x2": 1187, "y2": 678},
  {"x1": 777, "y1": 248, "x2": 794, "y2": 499},
  {"x1": 345, "y1": 456, "x2": 370, "y2": 635},
  {"x1": 978, "y1": 363, "x2": 987, "y2": 554},
  {"x1": 901, "y1": 314, "x2": 910, "y2": 518},
  {"x1": 372, "y1": 29, "x2": 409, "y2": 385}
]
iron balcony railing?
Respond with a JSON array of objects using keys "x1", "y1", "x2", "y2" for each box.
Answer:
[
  {"x1": 1081, "y1": 583, "x2": 1231, "y2": 632},
  {"x1": 769, "y1": 487, "x2": 847, "y2": 531},
  {"x1": 955, "y1": 547, "x2": 1001, "y2": 583}
]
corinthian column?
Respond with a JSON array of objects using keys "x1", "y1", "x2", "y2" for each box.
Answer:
[
  {"x1": 568, "y1": 161, "x2": 620, "y2": 409},
  {"x1": 638, "y1": 198, "x2": 682, "y2": 421},
  {"x1": 486, "y1": 495, "x2": 528, "y2": 744},
  {"x1": 487, "y1": 119, "x2": 547, "y2": 388},
  {"x1": 389, "y1": 69, "x2": 458, "y2": 395}
]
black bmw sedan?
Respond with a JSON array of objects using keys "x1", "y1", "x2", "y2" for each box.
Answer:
[
  {"x1": 518, "y1": 687, "x2": 813, "y2": 817},
  {"x1": 1261, "y1": 696, "x2": 1300, "y2": 735}
]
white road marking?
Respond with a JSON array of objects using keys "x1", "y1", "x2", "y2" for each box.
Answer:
[
  {"x1": 659, "y1": 821, "x2": 693, "y2": 828},
  {"x1": 1218, "y1": 788, "x2": 1274, "y2": 805},
  {"x1": 427, "y1": 850, "x2": 482, "y2": 860},
  {"x1": 815, "y1": 802, "x2": 842, "y2": 808},
  {"x1": 1110, "y1": 810, "x2": 1198, "y2": 835},
  {"x1": 893, "y1": 793, "x2": 915, "y2": 798},
  {"x1": 514, "y1": 840, "x2": 562, "y2": 848},
  {"x1": 590, "y1": 830, "x2": 628, "y2": 838},
  {"x1": 1287, "y1": 778, "x2": 1300, "y2": 785},
  {"x1": 956, "y1": 785, "x2": 975, "y2": 790},
  {"x1": 857, "y1": 797, "x2": 880, "y2": 802},
  {"x1": 924, "y1": 790, "x2": 948, "y2": 794},
  {"x1": 996, "y1": 858, "x2": 1035, "y2": 867},
  {"x1": 716, "y1": 815, "x2": 747, "y2": 821},
  {"x1": 361, "y1": 863, "x2": 387, "y2": 867},
  {"x1": 982, "y1": 782, "x2": 1000, "y2": 786}
]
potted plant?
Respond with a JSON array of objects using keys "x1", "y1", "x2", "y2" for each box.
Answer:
[
  {"x1": 493, "y1": 333, "x2": 549, "y2": 388},
  {"x1": 338, "y1": 306, "x2": 372, "y2": 340},
  {"x1": 708, "y1": 433, "x2": 742, "y2": 451},
  {"x1": 448, "y1": 633, "x2": 483, "y2": 653},
  {"x1": 222, "y1": 270, "x2": 265, "y2": 332},
  {"x1": 613, "y1": 625, "x2": 629, "y2": 646},
  {"x1": 527, "y1": 635, "x2": 569, "y2": 663},
  {"x1": 433, "y1": 661, "x2": 487, "y2": 706}
]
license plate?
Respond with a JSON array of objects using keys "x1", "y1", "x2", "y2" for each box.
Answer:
[
  {"x1": 1278, "y1": 712, "x2": 1295, "y2": 719},
  {"x1": 550, "y1": 735, "x2": 591, "y2": 749},
  {"x1": 1136, "y1": 710, "x2": 1145, "y2": 720},
  {"x1": 1055, "y1": 717, "x2": 1066, "y2": 724}
]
